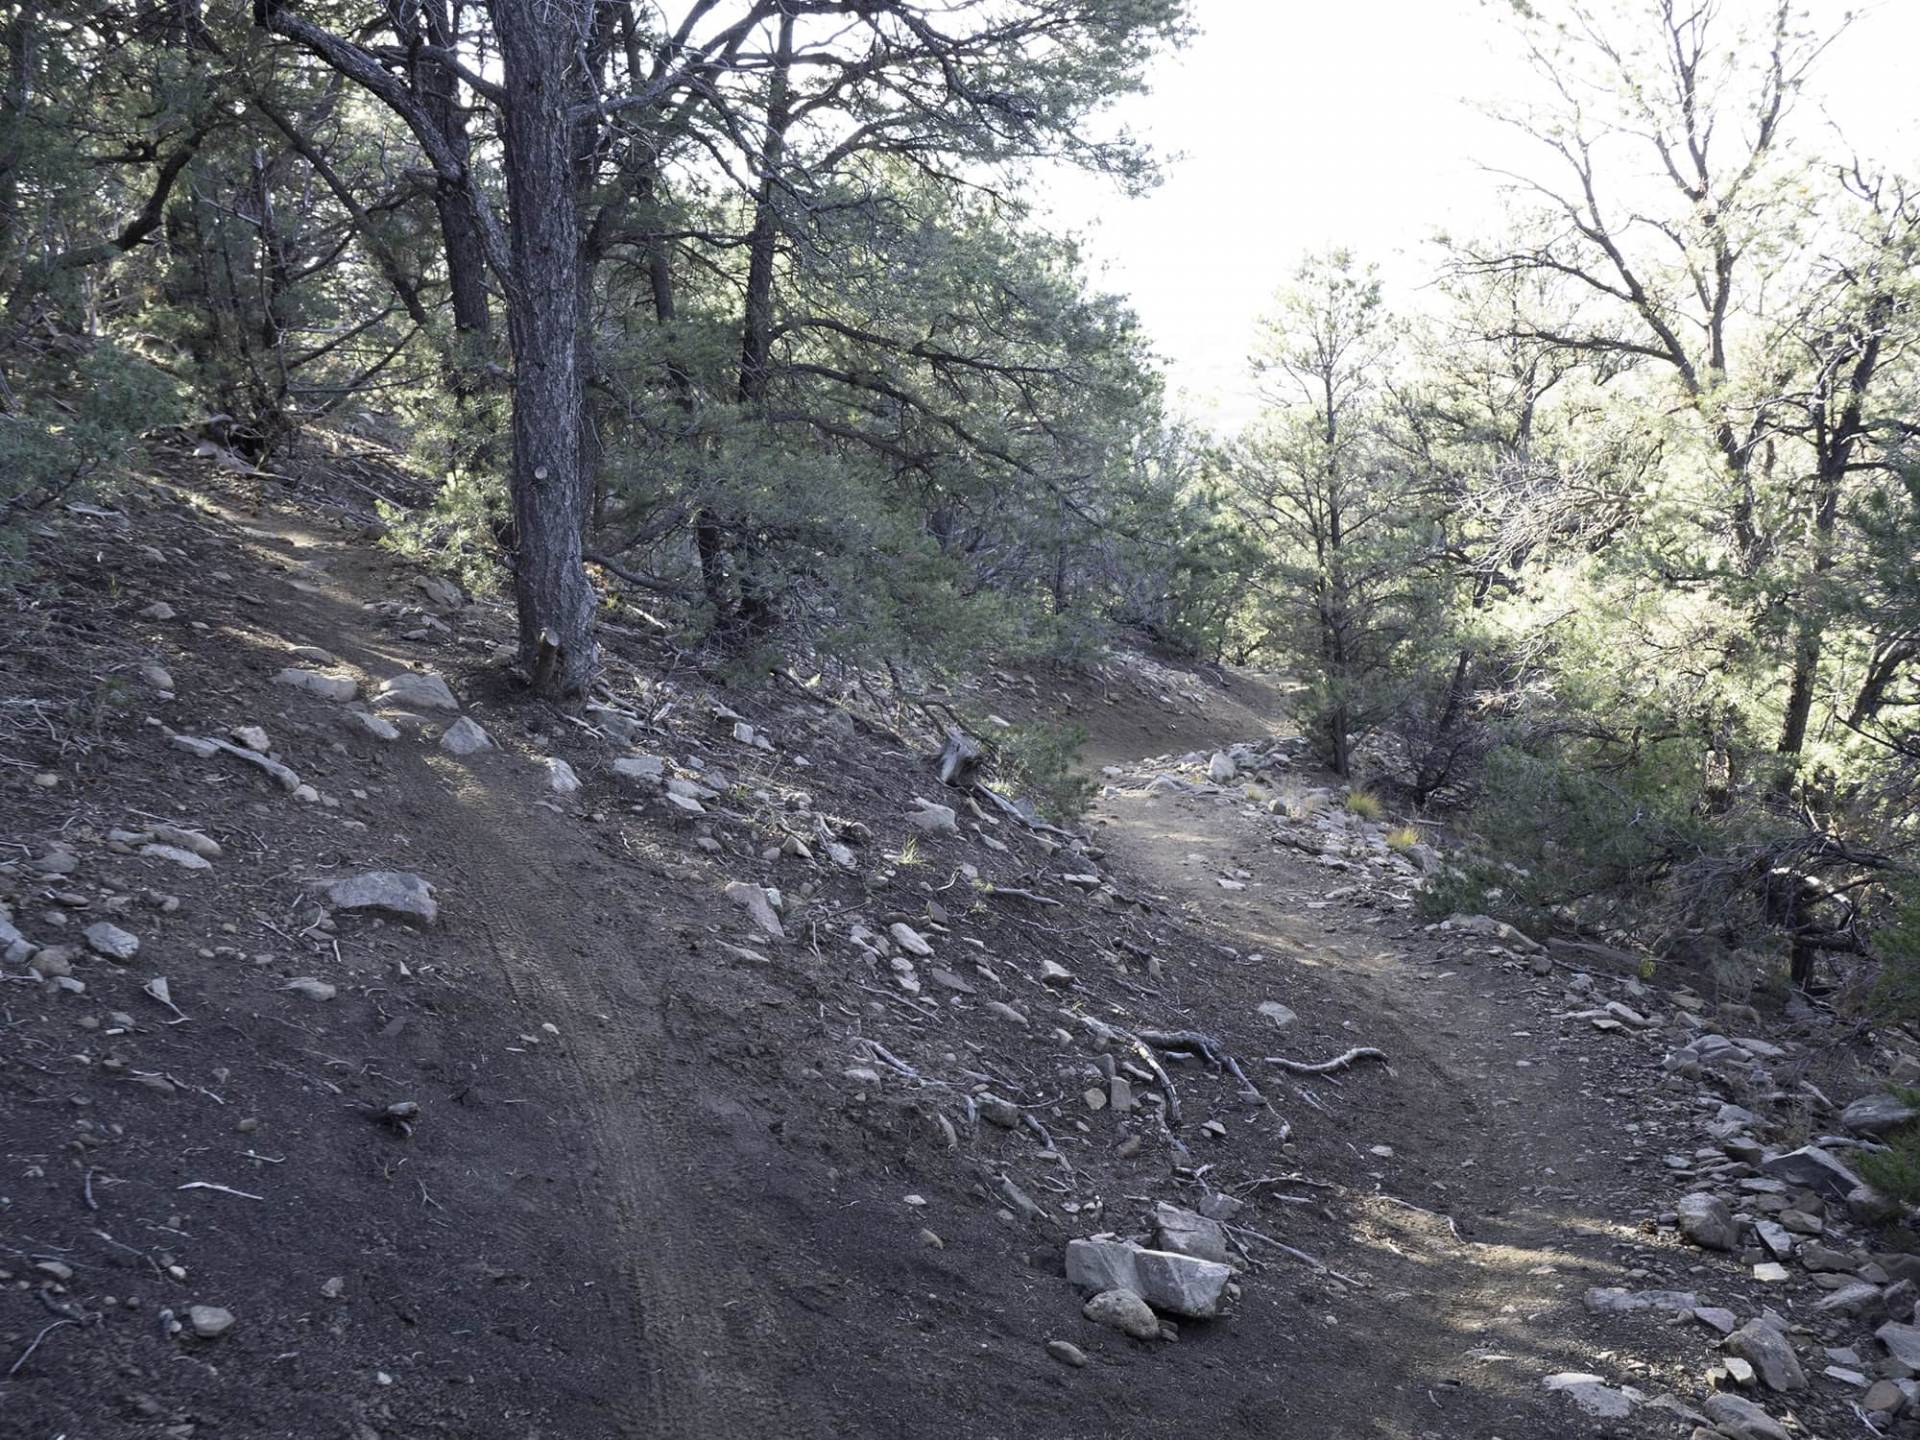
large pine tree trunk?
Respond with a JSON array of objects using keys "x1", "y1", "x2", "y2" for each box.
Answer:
[{"x1": 494, "y1": 0, "x2": 597, "y2": 697}]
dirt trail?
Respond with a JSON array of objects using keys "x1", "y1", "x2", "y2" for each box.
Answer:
[{"x1": 1079, "y1": 735, "x2": 1704, "y2": 1436}]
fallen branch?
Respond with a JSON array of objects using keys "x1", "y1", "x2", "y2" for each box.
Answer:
[
  {"x1": 1065, "y1": 1012, "x2": 1182, "y2": 1127},
  {"x1": 972, "y1": 781, "x2": 1086, "y2": 843},
  {"x1": 1264, "y1": 1047, "x2": 1389, "y2": 1075},
  {"x1": 1223, "y1": 1222, "x2": 1365, "y2": 1288},
  {"x1": 177, "y1": 1181, "x2": 265, "y2": 1201},
  {"x1": 1138, "y1": 1028, "x2": 1279, "y2": 1116}
]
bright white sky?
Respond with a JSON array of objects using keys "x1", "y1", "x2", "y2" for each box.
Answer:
[{"x1": 1039, "y1": 0, "x2": 1920, "y2": 431}]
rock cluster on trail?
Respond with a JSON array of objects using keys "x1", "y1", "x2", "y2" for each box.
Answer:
[{"x1": 1064, "y1": 1236, "x2": 1233, "y2": 1320}]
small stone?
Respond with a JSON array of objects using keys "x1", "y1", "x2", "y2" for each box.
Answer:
[
  {"x1": 83, "y1": 922, "x2": 140, "y2": 963},
  {"x1": 1082, "y1": 1288, "x2": 1159, "y2": 1340},
  {"x1": 1695, "y1": 1306, "x2": 1738, "y2": 1335},
  {"x1": 613, "y1": 754, "x2": 667, "y2": 782},
  {"x1": 1752, "y1": 1261, "x2": 1790, "y2": 1283},
  {"x1": 889, "y1": 923, "x2": 933, "y2": 957},
  {"x1": 142, "y1": 843, "x2": 212, "y2": 871},
  {"x1": 320, "y1": 1276, "x2": 345, "y2": 1300},
  {"x1": 1257, "y1": 1000, "x2": 1297, "y2": 1029},
  {"x1": 1046, "y1": 1339, "x2": 1089, "y2": 1368},
  {"x1": 141, "y1": 601, "x2": 177, "y2": 621},
  {"x1": 545, "y1": 758, "x2": 581, "y2": 795},
  {"x1": 725, "y1": 882, "x2": 784, "y2": 939},
  {"x1": 187, "y1": 1305, "x2": 235, "y2": 1338},
  {"x1": 283, "y1": 977, "x2": 337, "y2": 1001},
  {"x1": 231, "y1": 725, "x2": 270, "y2": 752},
  {"x1": 1542, "y1": 1373, "x2": 1637, "y2": 1420},
  {"x1": 1865, "y1": 1379, "x2": 1906, "y2": 1414}
]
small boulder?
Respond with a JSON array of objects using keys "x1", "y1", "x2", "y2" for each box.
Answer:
[
  {"x1": 1702, "y1": 1393, "x2": 1790, "y2": 1440},
  {"x1": 1677, "y1": 1191, "x2": 1738, "y2": 1251},
  {"x1": 725, "y1": 882, "x2": 784, "y2": 939},
  {"x1": 908, "y1": 801, "x2": 959, "y2": 836},
  {"x1": 613, "y1": 754, "x2": 666, "y2": 783},
  {"x1": 274, "y1": 668, "x2": 358, "y2": 701},
  {"x1": 1153, "y1": 1203, "x2": 1231, "y2": 1265},
  {"x1": 438, "y1": 717, "x2": 493, "y2": 756},
  {"x1": 1726, "y1": 1320, "x2": 1807, "y2": 1393},
  {"x1": 342, "y1": 709, "x2": 401, "y2": 741},
  {"x1": 372, "y1": 671, "x2": 458, "y2": 711},
  {"x1": 1843, "y1": 1093, "x2": 1918, "y2": 1137},
  {"x1": 83, "y1": 922, "x2": 140, "y2": 963},
  {"x1": 1760, "y1": 1145, "x2": 1863, "y2": 1200},
  {"x1": 889, "y1": 923, "x2": 934, "y2": 957},
  {"x1": 545, "y1": 758, "x2": 581, "y2": 795},
  {"x1": 327, "y1": 871, "x2": 437, "y2": 925}
]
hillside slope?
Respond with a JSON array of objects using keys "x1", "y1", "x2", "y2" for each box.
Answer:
[{"x1": 2, "y1": 450, "x2": 1912, "y2": 1440}]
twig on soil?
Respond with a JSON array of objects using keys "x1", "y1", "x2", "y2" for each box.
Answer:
[
  {"x1": 1264, "y1": 1047, "x2": 1389, "y2": 1075},
  {"x1": 1377, "y1": 1195, "x2": 1464, "y2": 1242},
  {"x1": 82, "y1": 1167, "x2": 98, "y2": 1212},
  {"x1": 1223, "y1": 1222, "x2": 1365, "y2": 1288},
  {"x1": 177, "y1": 1182, "x2": 264, "y2": 1201},
  {"x1": 983, "y1": 886, "x2": 1063, "y2": 908},
  {"x1": 1137, "y1": 1028, "x2": 1279, "y2": 1116},
  {"x1": 1064, "y1": 1012, "x2": 1183, "y2": 1126},
  {"x1": 7, "y1": 1319, "x2": 78, "y2": 1379}
]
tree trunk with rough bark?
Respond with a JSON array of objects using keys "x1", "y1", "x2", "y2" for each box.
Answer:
[{"x1": 494, "y1": 0, "x2": 597, "y2": 697}]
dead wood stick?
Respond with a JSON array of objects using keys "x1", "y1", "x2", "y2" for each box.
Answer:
[
  {"x1": 984, "y1": 886, "x2": 1063, "y2": 908},
  {"x1": 1264, "y1": 1047, "x2": 1389, "y2": 1075},
  {"x1": 1067, "y1": 1012, "x2": 1183, "y2": 1127},
  {"x1": 1224, "y1": 1223, "x2": 1365, "y2": 1288},
  {"x1": 1138, "y1": 1028, "x2": 1279, "y2": 1116},
  {"x1": 971, "y1": 781, "x2": 1087, "y2": 843}
]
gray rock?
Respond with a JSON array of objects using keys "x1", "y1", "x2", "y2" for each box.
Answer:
[
  {"x1": 1583, "y1": 1287, "x2": 1699, "y2": 1315},
  {"x1": 1257, "y1": 1000, "x2": 1297, "y2": 1029},
  {"x1": 438, "y1": 716, "x2": 493, "y2": 756},
  {"x1": 545, "y1": 758, "x2": 581, "y2": 795},
  {"x1": 889, "y1": 923, "x2": 934, "y2": 957},
  {"x1": 142, "y1": 843, "x2": 213, "y2": 871},
  {"x1": 83, "y1": 922, "x2": 140, "y2": 962},
  {"x1": 231, "y1": 725, "x2": 270, "y2": 752},
  {"x1": 327, "y1": 871, "x2": 437, "y2": 925},
  {"x1": 187, "y1": 1305, "x2": 235, "y2": 1338},
  {"x1": 373, "y1": 671, "x2": 458, "y2": 711},
  {"x1": 274, "y1": 667, "x2": 358, "y2": 701},
  {"x1": 1694, "y1": 1306, "x2": 1738, "y2": 1335},
  {"x1": 1046, "y1": 1339, "x2": 1088, "y2": 1368},
  {"x1": 1063, "y1": 1237, "x2": 1233, "y2": 1319},
  {"x1": 1702, "y1": 1393, "x2": 1790, "y2": 1440},
  {"x1": 151, "y1": 824, "x2": 220, "y2": 859},
  {"x1": 1541, "y1": 1373, "x2": 1637, "y2": 1419},
  {"x1": 342, "y1": 708, "x2": 401, "y2": 741},
  {"x1": 283, "y1": 977, "x2": 336, "y2": 1001},
  {"x1": 1727, "y1": 1320, "x2": 1807, "y2": 1392},
  {"x1": 1816, "y1": 1282, "x2": 1884, "y2": 1318},
  {"x1": 908, "y1": 801, "x2": 959, "y2": 836},
  {"x1": 1754, "y1": 1219, "x2": 1795, "y2": 1260},
  {"x1": 1153, "y1": 1203, "x2": 1231, "y2": 1265},
  {"x1": 1761, "y1": 1145, "x2": 1864, "y2": 1200},
  {"x1": 724, "y1": 882, "x2": 784, "y2": 939},
  {"x1": 1082, "y1": 1288, "x2": 1159, "y2": 1340},
  {"x1": 613, "y1": 754, "x2": 666, "y2": 783},
  {"x1": 1207, "y1": 752, "x2": 1236, "y2": 782},
  {"x1": 1799, "y1": 1240, "x2": 1855, "y2": 1272},
  {"x1": 1677, "y1": 1191, "x2": 1739, "y2": 1251},
  {"x1": 1843, "y1": 1093, "x2": 1918, "y2": 1137},
  {"x1": 1879, "y1": 1321, "x2": 1920, "y2": 1370}
]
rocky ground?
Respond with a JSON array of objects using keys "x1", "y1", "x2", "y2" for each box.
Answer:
[{"x1": 3, "y1": 441, "x2": 1919, "y2": 1439}]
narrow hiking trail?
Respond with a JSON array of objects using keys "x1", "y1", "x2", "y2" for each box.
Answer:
[{"x1": 1075, "y1": 731, "x2": 1734, "y2": 1436}]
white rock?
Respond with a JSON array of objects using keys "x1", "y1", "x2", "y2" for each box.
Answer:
[
  {"x1": 141, "y1": 601, "x2": 177, "y2": 621},
  {"x1": 284, "y1": 977, "x2": 337, "y2": 1001},
  {"x1": 1542, "y1": 1373, "x2": 1638, "y2": 1419},
  {"x1": 187, "y1": 1305, "x2": 235, "y2": 1338},
  {"x1": 545, "y1": 758, "x2": 581, "y2": 795},
  {"x1": 150, "y1": 824, "x2": 220, "y2": 858},
  {"x1": 372, "y1": 671, "x2": 458, "y2": 711},
  {"x1": 231, "y1": 725, "x2": 270, "y2": 752},
  {"x1": 274, "y1": 668, "x2": 358, "y2": 701}
]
